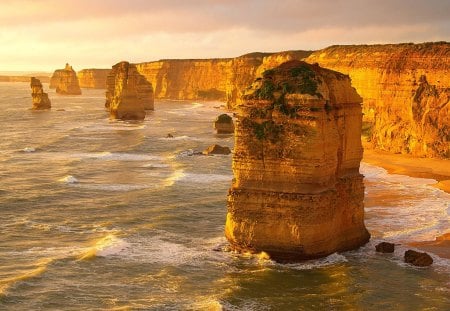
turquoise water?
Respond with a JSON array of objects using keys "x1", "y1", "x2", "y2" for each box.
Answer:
[{"x1": 0, "y1": 82, "x2": 449, "y2": 310}]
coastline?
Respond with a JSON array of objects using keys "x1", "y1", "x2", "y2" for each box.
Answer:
[{"x1": 362, "y1": 144, "x2": 450, "y2": 259}]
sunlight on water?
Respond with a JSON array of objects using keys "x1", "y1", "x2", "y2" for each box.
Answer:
[{"x1": 0, "y1": 84, "x2": 449, "y2": 309}]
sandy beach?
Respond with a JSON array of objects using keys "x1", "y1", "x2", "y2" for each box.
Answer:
[{"x1": 363, "y1": 145, "x2": 450, "y2": 259}]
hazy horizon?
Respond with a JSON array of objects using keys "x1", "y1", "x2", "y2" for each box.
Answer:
[{"x1": 1, "y1": 0, "x2": 449, "y2": 72}]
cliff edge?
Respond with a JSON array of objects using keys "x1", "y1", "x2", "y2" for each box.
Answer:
[
  {"x1": 305, "y1": 42, "x2": 450, "y2": 158},
  {"x1": 50, "y1": 63, "x2": 82, "y2": 95}
]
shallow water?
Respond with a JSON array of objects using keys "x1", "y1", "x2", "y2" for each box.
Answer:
[{"x1": 0, "y1": 82, "x2": 449, "y2": 310}]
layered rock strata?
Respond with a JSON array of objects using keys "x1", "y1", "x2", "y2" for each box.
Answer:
[
  {"x1": 50, "y1": 63, "x2": 82, "y2": 95},
  {"x1": 107, "y1": 61, "x2": 154, "y2": 120},
  {"x1": 30, "y1": 77, "x2": 51, "y2": 110},
  {"x1": 305, "y1": 42, "x2": 450, "y2": 158},
  {"x1": 214, "y1": 114, "x2": 235, "y2": 134},
  {"x1": 133, "y1": 51, "x2": 312, "y2": 103},
  {"x1": 77, "y1": 69, "x2": 111, "y2": 89},
  {"x1": 225, "y1": 60, "x2": 370, "y2": 261}
]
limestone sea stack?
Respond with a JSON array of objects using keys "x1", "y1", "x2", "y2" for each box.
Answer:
[
  {"x1": 214, "y1": 114, "x2": 235, "y2": 134},
  {"x1": 225, "y1": 60, "x2": 370, "y2": 261},
  {"x1": 50, "y1": 63, "x2": 82, "y2": 95},
  {"x1": 30, "y1": 77, "x2": 51, "y2": 110},
  {"x1": 106, "y1": 61, "x2": 154, "y2": 120}
]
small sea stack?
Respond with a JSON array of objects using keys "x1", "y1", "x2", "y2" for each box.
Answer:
[
  {"x1": 225, "y1": 60, "x2": 370, "y2": 261},
  {"x1": 30, "y1": 77, "x2": 51, "y2": 110},
  {"x1": 50, "y1": 63, "x2": 82, "y2": 95},
  {"x1": 106, "y1": 61, "x2": 154, "y2": 120},
  {"x1": 214, "y1": 114, "x2": 235, "y2": 134}
]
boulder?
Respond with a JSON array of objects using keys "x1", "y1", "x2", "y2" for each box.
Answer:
[
  {"x1": 202, "y1": 144, "x2": 231, "y2": 155},
  {"x1": 30, "y1": 77, "x2": 51, "y2": 110},
  {"x1": 214, "y1": 114, "x2": 234, "y2": 134},
  {"x1": 404, "y1": 250, "x2": 433, "y2": 267},
  {"x1": 375, "y1": 242, "x2": 395, "y2": 253}
]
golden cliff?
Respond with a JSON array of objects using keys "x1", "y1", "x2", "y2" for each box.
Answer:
[
  {"x1": 77, "y1": 69, "x2": 111, "y2": 89},
  {"x1": 133, "y1": 51, "x2": 312, "y2": 102},
  {"x1": 305, "y1": 42, "x2": 450, "y2": 158},
  {"x1": 30, "y1": 77, "x2": 51, "y2": 110},
  {"x1": 107, "y1": 61, "x2": 154, "y2": 120},
  {"x1": 225, "y1": 60, "x2": 370, "y2": 261},
  {"x1": 49, "y1": 63, "x2": 82, "y2": 95}
]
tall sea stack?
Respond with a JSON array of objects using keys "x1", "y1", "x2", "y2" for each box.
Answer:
[
  {"x1": 106, "y1": 61, "x2": 154, "y2": 120},
  {"x1": 50, "y1": 63, "x2": 82, "y2": 95},
  {"x1": 225, "y1": 60, "x2": 370, "y2": 261},
  {"x1": 30, "y1": 77, "x2": 51, "y2": 110}
]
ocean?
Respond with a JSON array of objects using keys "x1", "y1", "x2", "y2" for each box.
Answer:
[{"x1": 0, "y1": 82, "x2": 449, "y2": 310}]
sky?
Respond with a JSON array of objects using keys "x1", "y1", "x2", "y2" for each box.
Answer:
[{"x1": 0, "y1": 0, "x2": 449, "y2": 72}]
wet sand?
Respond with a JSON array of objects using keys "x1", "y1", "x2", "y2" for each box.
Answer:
[{"x1": 362, "y1": 145, "x2": 450, "y2": 259}]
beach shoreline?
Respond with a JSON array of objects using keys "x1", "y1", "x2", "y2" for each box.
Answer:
[{"x1": 362, "y1": 144, "x2": 450, "y2": 259}]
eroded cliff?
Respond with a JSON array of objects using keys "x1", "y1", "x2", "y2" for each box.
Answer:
[
  {"x1": 77, "y1": 69, "x2": 111, "y2": 89},
  {"x1": 133, "y1": 50, "x2": 312, "y2": 103},
  {"x1": 107, "y1": 61, "x2": 154, "y2": 120},
  {"x1": 305, "y1": 42, "x2": 450, "y2": 158},
  {"x1": 30, "y1": 77, "x2": 51, "y2": 110},
  {"x1": 50, "y1": 63, "x2": 82, "y2": 95},
  {"x1": 226, "y1": 60, "x2": 370, "y2": 261}
]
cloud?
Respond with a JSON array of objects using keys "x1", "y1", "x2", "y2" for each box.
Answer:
[{"x1": 0, "y1": 0, "x2": 448, "y2": 71}]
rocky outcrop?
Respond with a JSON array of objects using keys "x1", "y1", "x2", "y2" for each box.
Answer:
[
  {"x1": 50, "y1": 63, "x2": 82, "y2": 95},
  {"x1": 214, "y1": 114, "x2": 234, "y2": 134},
  {"x1": 375, "y1": 242, "x2": 395, "y2": 253},
  {"x1": 77, "y1": 69, "x2": 111, "y2": 89},
  {"x1": 30, "y1": 77, "x2": 51, "y2": 110},
  {"x1": 202, "y1": 144, "x2": 231, "y2": 155},
  {"x1": 107, "y1": 61, "x2": 154, "y2": 120},
  {"x1": 225, "y1": 60, "x2": 370, "y2": 261},
  {"x1": 404, "y1": 250, "x2": 433, "y2": 266},
  {"x1": 133, "y1": 51, "x2": 312, "y2": 103},
  {"x1": 305, "y1": 42, "x2": 450, "y2": 158}
]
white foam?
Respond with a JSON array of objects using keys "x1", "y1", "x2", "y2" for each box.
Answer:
[
  {"x1": 59, "y1": 175, "x2": 79, "y2": 184},
  {"x1": 158, "y1": 135, "x2": 200, "y2": 141},
  {"x1": 361, "y1": 162, "x2": 450, "y2": 242},
  {"x1": 22, "y1": 147, "x2": 36, "y2": 153},
  {"x1": 95, "y1": 236, "x2": 130, "y2": 257},
  {"x1": 142, "y1": 163, "x2": 170, "y2": 169},
  {"x1": 74, "y1": 183, "x2": 150, "y2": 192},
  {"x1": 74, "y1": 152, "x2": 162, "y2": 162},
  {"x1": 281, "y1": 253, "x2": 348, "y2": 270},
  {"x1": 177, "y1": 173, "x2": 232, "y2": 184}
]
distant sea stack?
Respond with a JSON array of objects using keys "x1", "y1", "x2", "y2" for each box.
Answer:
[
  {"x1": 50, "y1": 63, "x2": 82, "y2": 95},
  {"x1": 30, "y1": 77, "x2": 51, "y2": 110},
  {"x1": 214, "y1": 114, "x2": 235, "y2": 134},
  {"x1": 305, "y1": 42, "x2": 450, "y2": 158},
  {"x1": 225, "y1": 60, "x2": 370, "y2": 261},
  {"x1": 77, "y1": 69, "x2": 111, "y2": 89},
  {"x1": 106, "y1": 61, "x2": 154, "y2": 120}
]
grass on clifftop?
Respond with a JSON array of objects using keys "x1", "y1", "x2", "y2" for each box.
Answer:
[{"x1": 244, "y1": 61, "x2": 323, "y2": 117}]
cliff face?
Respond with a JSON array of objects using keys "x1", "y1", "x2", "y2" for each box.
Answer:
[
  {"x1": 107, "y1": 61, "x2": 154, "y2": 120},
  {"x1": 226, "y1": 60, "x2": 370, "y2": 261},
  {"x1": 77, "y1": 69, "x2": 111, "y2": 89},
  {"x1": 50, "y1": 63, "x2": 82, "y2": 95},
  {"x1": 133, "y1": 51, "x2": 312, "y2": 103},
  {"x1": 30, "y1": 77, "x2": 51, "y2": 110},
  {"x1": 305, "y1": 42, "x2": 450, "y2": 158}
]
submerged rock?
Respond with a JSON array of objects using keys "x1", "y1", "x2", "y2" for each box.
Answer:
[
  {"x1": 202, "y1": 144, "x2": 231, "y2": 155},
  {"x1": 226, "y1": 60, "x2": 370, "y2": 261},
  {"x1": 50, "y1": 63, "x2": 82, "y2": 95},
  {"x1": 404, "y1": 250, "x2": 433, "y2": 267},
  {"x1": 106, "y1": 61, "x2": 154, "y2": 120},
  {"x1": 30, "y1": 77, "x2": 51, "y2": 110},
  {"x1": 214, "y1": 114, "x2": 235, "y2": 134},
  {"x1": 375, "y1": 242, "x2": 395, "y2": 253}
]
